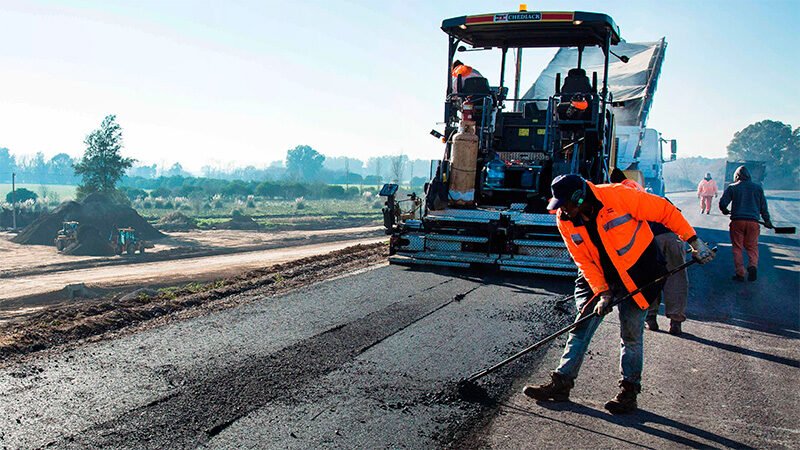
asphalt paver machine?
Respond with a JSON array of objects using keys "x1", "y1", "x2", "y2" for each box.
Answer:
[{"x1": 382, "y1": 9, "x2": 622, "y2": 275}]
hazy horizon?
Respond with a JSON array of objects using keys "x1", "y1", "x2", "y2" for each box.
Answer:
[{"x1": 0, "y1": 0, "x2": 797, "y2": 173}]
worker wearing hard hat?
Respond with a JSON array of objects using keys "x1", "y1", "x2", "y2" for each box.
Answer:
[
  {"x1": 523, "y1": 174, "x2": 714, "y2": 414},
  {"x1": 697, "y1": 172, "x2": 718, "y2": 214},
  {"x1": 451, "y1": 60, "x2": 483, "y2": 93}
]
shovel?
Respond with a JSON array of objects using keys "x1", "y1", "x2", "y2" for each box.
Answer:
[
  {"x1": 457, "y1": 248, "x2": 714, "y2": 402},
  {"x1": 759, "y1": 221, "x2": 795, "y2": 234}
]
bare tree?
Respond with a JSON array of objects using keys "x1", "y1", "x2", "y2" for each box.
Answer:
[{"x1": 390, "y1": 153, "x2": 408, "y2": 183}]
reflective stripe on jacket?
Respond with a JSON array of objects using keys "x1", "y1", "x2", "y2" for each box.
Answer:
[
  {"x1": 557, "y1": 182, "x2": 696, "y2": 309},
  {"x1": 697, "y1": 179, "x2": 718, "y2": 197}
]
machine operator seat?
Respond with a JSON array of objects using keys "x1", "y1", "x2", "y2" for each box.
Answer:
[
  {"x1": 460, "y1": 77, "x2": 491, "y2": 95},
  {"x1": 560, "y1": 68, "x2": 592, "y2": 96},
  {"x1": 558, "y1": 68, "x2": 593, "y2": 124}
]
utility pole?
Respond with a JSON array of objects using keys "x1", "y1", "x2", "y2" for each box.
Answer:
[
  {"x1": 513, "y1": 47, "x2": 523, "y2": 111},
  {"x1": 11, "y1": 172, "x2": 17, "y2": 230}
]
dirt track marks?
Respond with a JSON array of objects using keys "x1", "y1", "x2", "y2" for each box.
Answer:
[{"x1": 0, "y1": 243, "x2": 387, "y2": 362}]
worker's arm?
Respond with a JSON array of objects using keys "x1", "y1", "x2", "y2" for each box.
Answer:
[
  {"x1": 557, "y1": 216, "x2": 609, "y2": 295},
  {"x1": 758, "y1": 187, "x2": 772, "y2": 227},
  {"x1": 610, "y1": 184, "x2": 696, "y2": 241},
  {"x1": 719, "y1": 186, "x2": 732, "y2": 215}
]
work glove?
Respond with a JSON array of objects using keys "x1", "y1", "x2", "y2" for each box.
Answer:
[
  {"x1": 764, "y1": 219, "x2": 774, "y2": 229},
  {"x1": 720, "y1": 207, "x2": 730, "y2": 216},
  {"x1": 689, "y1": 237, "x2": 715, "y2": 264},
  {"x1": 593, "y1": 291, "x2": 614, "y2": 316}
]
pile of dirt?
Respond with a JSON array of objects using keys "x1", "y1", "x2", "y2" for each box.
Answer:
[
  {"x1": 218, "y1": 210, "x2": 260, "y2": 230},
  {"x1": 0, "y1": 242, "x2": 388, "y2": 360},
  {"x1": 11, "y1": 192, "x2": 164, "y2": 254},
  {"x1": 156, "y1": 211, "x2": 197, "y2": 232},
  {"x1": 63, "y1": 224, "x2": 115, "y2": 256}
]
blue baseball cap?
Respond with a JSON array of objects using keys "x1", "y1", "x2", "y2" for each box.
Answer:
[{"x1": 547, "y1": 174, "x2": 586, "y2": 210}]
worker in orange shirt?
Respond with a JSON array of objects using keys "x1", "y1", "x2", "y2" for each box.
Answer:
[
  {"x1": 523, "y1": 174, "x2": 713, "y2": 414},
  {"x1": 697, "y1": 172, "x2": 718, "y2": 214},
  {"x1": 451, "y1": 60, "x2": 483, "y2": 93}
]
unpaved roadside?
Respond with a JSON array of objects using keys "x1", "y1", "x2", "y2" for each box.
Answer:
[
  {"x1": 0, "y1": 225, "x2": 383, "y2": 279},
  {"x1": 0, "y1": 236, "x2": 386, "y2": 303},
  {"x1": 0, "y1": 242, "x2": 389, "y2": 363}
]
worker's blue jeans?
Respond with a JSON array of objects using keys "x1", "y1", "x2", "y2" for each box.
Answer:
[{"x1": 555, "y1": 276, "x2": 648, "y2": 385}]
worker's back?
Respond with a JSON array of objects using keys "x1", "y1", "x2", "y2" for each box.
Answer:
[{"x1": 720, "y1": 166, "x2": 768, "y2": 222}]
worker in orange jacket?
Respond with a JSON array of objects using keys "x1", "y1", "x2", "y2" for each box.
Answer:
[
  {"x1": 451, "y1": 60, "x2": 483, "y2": 93},
  {"x1": 523, "y1": 174, "x2": 714, "y2": 414}
]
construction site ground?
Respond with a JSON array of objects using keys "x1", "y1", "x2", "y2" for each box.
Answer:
[
  {"x1": 0, "y1": 191, "x2": 797, "y2": 449},
  {"x1": 0, "y1": 226, "x2": 383, "y2": 321}
]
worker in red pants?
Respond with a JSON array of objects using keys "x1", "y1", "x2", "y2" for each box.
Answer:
[{"x1": 719, "y1": 166, "x2": 772, "y2": 281}]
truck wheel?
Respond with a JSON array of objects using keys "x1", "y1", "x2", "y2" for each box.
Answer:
[
  {"x1": 56, "y1": 240, "x2": 64, "y2": 251},
  {"x1": 127, "y1": 245, "x2": 135, "y2": 255}
]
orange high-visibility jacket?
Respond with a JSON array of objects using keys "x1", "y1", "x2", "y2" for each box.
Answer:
[
  {"x1": 451, "y1": 65, "x2": 482, "y2": 91},
  {"x1": 556, "y1": 182, "x2": 696, "y2": 309}
]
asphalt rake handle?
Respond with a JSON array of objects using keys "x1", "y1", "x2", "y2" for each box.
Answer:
[{"x1": 457, "y1": 248, "x2": 715, "y2": 401}]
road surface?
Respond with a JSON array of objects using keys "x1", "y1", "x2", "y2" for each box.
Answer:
[{"x1": 0, "y1": 191, "x2": 797, "y2": 449}]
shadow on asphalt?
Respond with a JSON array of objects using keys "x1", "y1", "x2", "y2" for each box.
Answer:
[
  {"x1": 677, "y1": 332, "x2": 800, "y2": 368},
  {"x1": 683, "y1": 227, "x2": 799, "y2": 338},
  {"x1": 402, "y1": 265, "x2": 574, "y2": 298},
  {"x1": 501, "y1": 401, "x2": 756, "y2": 450}
]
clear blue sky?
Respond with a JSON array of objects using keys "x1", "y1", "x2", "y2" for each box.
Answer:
[{"x1": 0, "y1": 0, "x2": 797, "y2": 172}]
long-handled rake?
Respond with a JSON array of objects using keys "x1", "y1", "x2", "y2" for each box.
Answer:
[{"x1": 457, "y1": 250, "x2": 714, "y2": 402}]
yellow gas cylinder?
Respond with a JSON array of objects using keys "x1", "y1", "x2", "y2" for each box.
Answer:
[{"x1": 448, "y1": 122, "x2": 479, "y2": 206}]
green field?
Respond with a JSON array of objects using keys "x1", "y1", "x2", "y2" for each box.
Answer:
[{"x1": 0, "y1": 184, "x2": 77, "y2": 201}]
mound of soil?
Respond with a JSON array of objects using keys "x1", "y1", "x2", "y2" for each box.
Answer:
[
  {"x1": 11, "y1": 192, "x2": 164, "y2": 254},
  {"x1": 156, "y1": 211, "x2": 197, "y2": 232},
  {"x1": 62, "y1": 224, "x2": 115, "y2": 256},
  {"x1": 218, "y1": 212, "x2": 260, "y2": 230}
]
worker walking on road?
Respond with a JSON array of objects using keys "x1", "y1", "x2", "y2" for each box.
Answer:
[
  {"x1": 697, "y1": 172, "x2": 718, "y2": 214},
  {"x1": 523, "y1": 174, "x2": 714, "y2": 414},
  {"x1": 719, "y1": 165, "x2": 772, "y2": 282}
]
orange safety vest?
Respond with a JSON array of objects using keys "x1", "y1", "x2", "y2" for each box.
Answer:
[
  {"x1": 556, "y1": 182, "x2": 696, "y2": 309},
  {"x1": 451, "y1": 65, "x2": 482, "y2": 91}
]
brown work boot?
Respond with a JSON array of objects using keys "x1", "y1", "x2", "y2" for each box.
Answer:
[
  {"x1": 645, "y1": 317, "x2": 659, "y2": 331},
  {"x1": 747, "y1": 266, "x2": 757, "y2": 281},
  {"x1": 523, "y1": 372, "x2": 574, "y2": 402},
  {"x1": 669, "y1": 320, "x2": 682, "y2": 336},
  {"x1": 604, "y1": 380, "x2": 640, "y2": 414}
]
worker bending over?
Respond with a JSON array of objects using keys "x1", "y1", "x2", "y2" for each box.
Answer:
[{"x1": 524, "y1": 174, "x2": 714, "y2": 414}]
